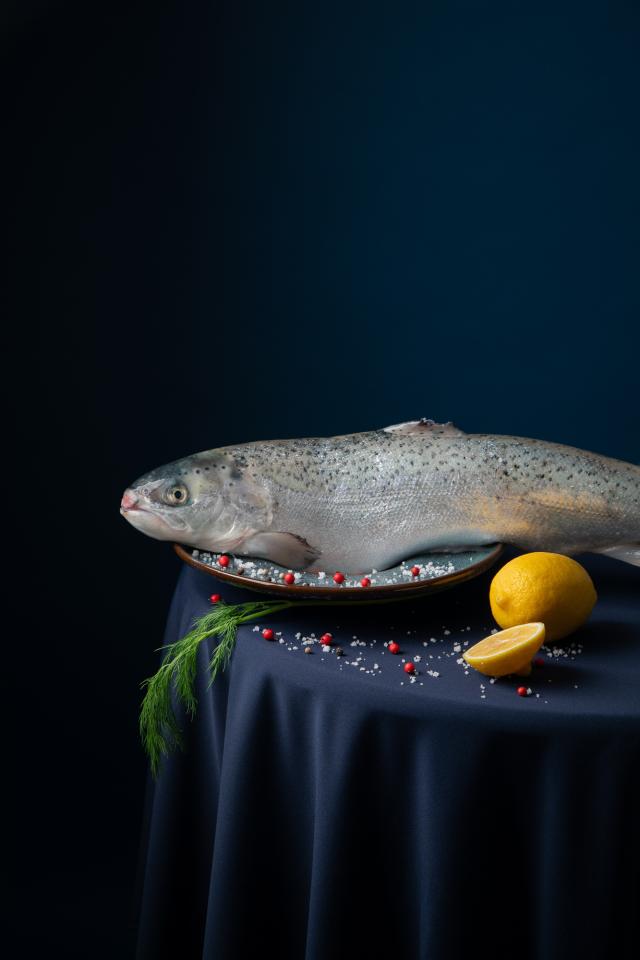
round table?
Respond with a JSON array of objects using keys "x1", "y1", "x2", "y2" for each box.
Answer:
[{"x1": 135, "y1": 549, "x2": 640, "y2": 960}]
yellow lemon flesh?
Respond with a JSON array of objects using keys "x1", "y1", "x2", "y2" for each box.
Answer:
[
  {"x1": 463, "y1": 623, "x2": 546, "y2": 677},
  {"x1": 489, "y1": 552, "x2": 597, "y2": 643}
]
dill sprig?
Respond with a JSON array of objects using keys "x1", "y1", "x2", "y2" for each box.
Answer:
[{"x1": 140, "y1": 600, "x2": 293, "y2": 777}]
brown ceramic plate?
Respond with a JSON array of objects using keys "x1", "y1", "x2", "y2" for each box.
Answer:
[{"x1": 173, "y1": 543, "x2": 504, "y2": 600}]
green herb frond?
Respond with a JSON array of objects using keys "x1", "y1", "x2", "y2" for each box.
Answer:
[{"x1": 139, "y1": 600, "x2": 293, "y2": 777}]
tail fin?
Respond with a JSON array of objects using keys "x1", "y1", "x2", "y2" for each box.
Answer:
[{"x1": 595, "y1": 544, "x2": 640, "y2": 567}]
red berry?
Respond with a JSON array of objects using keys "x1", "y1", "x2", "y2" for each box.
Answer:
[
  {"x1": 218, "y1": 555, "x2": 230, "y2": 568},
  {"x1": 283, "y1": 572, "x2": 295, "y2": 585},
  {"x1": 333, "y1": 571, "x2": 345, "y2": 584},
  {"x1": 534, "y1": 657, "x2": 545, "y2": 667},
  {"x1": 209, "y1": 594, "x2": 221, "y2": 603},
  {"x1": 404, "y1": 662, "x2": 415, "y2": 674},
  {"x1": 411, "y1": 565, "x2": 421, "y2": 577},
  {"x1": 262, "y1": 628, "x2": 274, "y2": 641},
  {"x1": 517, "y1": 686, "x2": 528, "y2": 697},
  {"x1": 360, "y1": 577, "x2": 371, "y2": 587},
  {"x1": 388, "y1": 641, "x2": 400, "y2": 654},
  {"x1": 320, "y1": 633, "x2": 332, "y2": 645}
]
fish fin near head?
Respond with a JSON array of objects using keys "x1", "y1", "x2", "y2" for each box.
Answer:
[
  {"x1": 382, "y1": 418, "x2": 466, "y2": 437},
  {"x1": 239, "y1": 531, "x2": 321, "y2": 569},
  {"x1": 594, "y1": 544, "x2": 640, "y2": 567}
]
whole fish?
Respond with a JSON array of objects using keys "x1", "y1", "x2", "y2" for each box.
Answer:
[{"x1": 120, "y1": 419, "x2": 640, "y2": 573}]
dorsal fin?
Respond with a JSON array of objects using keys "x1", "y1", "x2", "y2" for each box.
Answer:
[{"x1": 382, "y1": 418, "x2": 466, "y2": 438}]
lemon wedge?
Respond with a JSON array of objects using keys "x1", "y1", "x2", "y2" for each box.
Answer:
[{"x1": 463, "y1": 622, "x2": 546, "y2": 677}]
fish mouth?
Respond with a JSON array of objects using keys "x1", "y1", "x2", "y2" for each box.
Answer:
[
  {"x1": 120, "y1": 504, "x2": 149, "y2": 518},
  {"x1": 120, "y1": 503, "x2": 186, "y2": 534},
  {"x1": 121, "y1": 502, "x2": 163, "y2": 523}
]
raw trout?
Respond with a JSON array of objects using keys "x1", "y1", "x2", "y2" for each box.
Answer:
[{"x1": 120, "y1": 419, "x2": 640, "y2": 573}]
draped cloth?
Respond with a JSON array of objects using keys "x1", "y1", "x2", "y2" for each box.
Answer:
[{"x1": 135, "y1": 551, "x2": 640, "y2": 959}]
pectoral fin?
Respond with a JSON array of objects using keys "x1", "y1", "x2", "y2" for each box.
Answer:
[
  {"x1": 240, "y1": 531, "x2": 321, "y2": 569},
  {"x1": 382, "y1": 418, "x2": 466, "y2": 437},
  {"x1": 594, "y1": 544, "x2": 640, "y2": 567}
]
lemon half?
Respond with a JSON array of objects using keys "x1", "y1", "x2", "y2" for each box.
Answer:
[{"x1": 463, "y1": 622, "x2": 546, "y2": 677}]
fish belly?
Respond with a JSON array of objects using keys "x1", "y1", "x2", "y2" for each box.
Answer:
[{"x1": 269, "y1": 480, "x2": 496, "y2": 573}]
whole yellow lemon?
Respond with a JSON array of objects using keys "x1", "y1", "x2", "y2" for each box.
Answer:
[{"x1": 489, "y1": 552, "x2": 597, "y2": 642}]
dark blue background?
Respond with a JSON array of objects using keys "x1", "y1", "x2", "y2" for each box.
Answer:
[{"x1": 7, "y1": 0, "x2": 639, "y2": 955}]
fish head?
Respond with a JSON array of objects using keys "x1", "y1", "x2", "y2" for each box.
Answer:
[{"x1": 120, "y1": 450, "x2": 271, "y2": 551}]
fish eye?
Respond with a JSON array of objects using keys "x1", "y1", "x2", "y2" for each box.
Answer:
[{"x1": 164, "y1": 483, "x2": 189, "y2": 506}]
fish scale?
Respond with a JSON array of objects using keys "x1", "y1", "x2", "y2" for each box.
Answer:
[{"x1": 120, "y1": 419, "x2": 640, "y2": 573}]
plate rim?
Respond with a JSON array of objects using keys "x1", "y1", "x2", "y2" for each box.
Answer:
[{"x1": 173, "y1": 542, "x2": 505, "y2": 600}]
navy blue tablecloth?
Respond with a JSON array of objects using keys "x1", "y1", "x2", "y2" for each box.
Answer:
[{"x1": 135, "y1": 550, "x2": 640, "y2": 960}]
